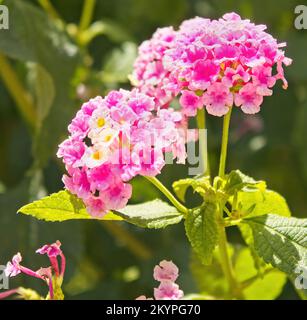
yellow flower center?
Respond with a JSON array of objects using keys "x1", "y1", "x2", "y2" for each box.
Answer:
[
  {"x1": 92, "y1": 151, "x2": 101, "y2": 160},
  {"x1": 97, "y1": 117, "x2": 105, "y2": 128},
  {"x1": 104, "y1": 134, "x2": 113, "y2": 142}
]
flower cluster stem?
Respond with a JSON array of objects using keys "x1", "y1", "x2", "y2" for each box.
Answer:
[
  {"x1": 79, "y1": 0, "x2": 96, "y2": 34},
  {"x1": 216, "y1": 107, "x2": 242, "y2": 298},
  {"x1": 37, "y1": 0, "x2": 62, "y2": 21},
  {"x1": 218, "y1": 107, "x2": 232, "y2": 178},
  {"x1": 196, "y1": 108, "x2": 210, "y2": 177},
  {"x1": 145, "y1": 176, "x2": 188, "y2": 215}
]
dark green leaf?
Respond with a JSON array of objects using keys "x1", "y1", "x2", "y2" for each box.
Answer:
[
  {"x1": 114, "y1": 199, "x2": 183, "y2": 229},
  {"x1": 244, "y1": 214, "x2": 307, "y2": 278},
  {"x1": 1, "y1": 0, "x2": 79, "y2": 167},
  {"x1": 185, "y1": 202, "x2": 219, "y2": 265}
]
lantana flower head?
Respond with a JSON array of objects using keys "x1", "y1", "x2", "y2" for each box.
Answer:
[
  {"x1": 58, "y1": 89, "x2": 186, "y2": 217},
  {"x1": 134, "y1": 12, "x2": 291, "y2": 117},
  {"x1": 131, "y1": 27, "x2": 177, "y2": 107},
  {"x1": 136, "y1": 260, "x2": 183, "y2": 300}
]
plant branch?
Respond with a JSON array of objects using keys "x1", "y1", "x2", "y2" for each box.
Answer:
[
  {"x1": 145, "y1": 176, "x2": 188, "y2": 215},
  {"x1": 0, "y1": 54, "x2": 36, "y2": 131}
]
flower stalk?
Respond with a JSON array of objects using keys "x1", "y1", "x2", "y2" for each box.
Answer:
[{"x1": 145, "y1": 176, "x2": 188, "y2": 215}]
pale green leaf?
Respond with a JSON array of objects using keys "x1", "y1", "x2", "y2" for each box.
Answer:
[
  {"x1": 172, "y1": 176, "x2": 212, "y2": 202},
  {"x1": 172, "y1": 178, "x2": 195, "y2": 202},
  {"x1": 235, "y1": 247, "x2": 286, "y2": 300},
  {"x1": 101, "y1": 42, "x2": 137, "y2": 83},
  {"x1": 237, "y1": 189, "x2": 291, "y2": 218},
  {"x1": 190, "y1": 246, "x2": 234, "y2": 298},
  {"x1": 224, "y1": 170, "x2": 266, "y2": 195},
  {"x1": 18, "y1": 190, "x2": 122, "y2": 222}
]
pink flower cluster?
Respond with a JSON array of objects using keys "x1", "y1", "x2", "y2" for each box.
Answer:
[
  {"x1": 136, "y1": 260, "x2": 184, "y2": 300},
  {"x1": 57, "y1": 89, "x2": 185, "y2": 217},
  {"x1": 2, "y1": 241, "x2": 65, "y2": 300},
  {"x1": 131, "y1": 27, "x2": 177, "y2": 107},
  {"x1": 133, "y1": 12, "x2": 291, "y2": 117}
]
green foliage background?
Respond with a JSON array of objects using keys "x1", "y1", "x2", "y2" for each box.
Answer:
[{"x1": 0, "y1": 0, "x2": 306, "y2": 299}]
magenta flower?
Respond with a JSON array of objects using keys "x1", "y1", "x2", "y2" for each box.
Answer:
[
  {"x1": 154, "y1": 281, "x2": 184, "y2": 300},
  {"x1": 1, "y1": 241, "x2": 67, "y2": 300},
  {"x1": 36, "y1": 240, "x2": 62, "y2": 258},
  {"x1": 136, "y1": 260, "x2": 183, "y2": 300},
  {"x1": 135, "y1": 295, "x2": 154, "y2": 300},
  {"x1": 5, "y1": 252, "x2": 42, "y2": 280},
  {"x1": 179, "y1": 91, "x2": 205, "y2": 117},
  {"x1": 188, "y1": 60, "x2": 219, "y2": 91},
  {"x1": 36, "y1": 240, "x2": 65, "y2": 277},
  {"x1": 234, "y1": 83, "x2": 264, "y2": 114},
  {"x1": 203, "y1": 83, "x2": 233, "y2": 117},
  {"x1": 153, "y1": 260, "x2": 179, "y2": 282},
  {"x1": 5, "y1": 253, "x2": 22, "y2": 277}
]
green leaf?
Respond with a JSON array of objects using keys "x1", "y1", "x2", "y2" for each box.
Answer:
[
  {"x1": 18, "y1": 190, "x2": 122, "y2": 222},
  {"x1": 235, "y1": 247, "x2": 286, "y2": 300},
  {"x1": 27, "y1": 63, "x2": 55, "y2": 125},
  {"x1": 191, "y1": 245, "x2": 287, "y2": 300},
  {"x1": 238, "y1": 189, "x2": 292, "y2": 272},
  {"x1": 239, "y1": 224, "x2": 267, "y2": 274},
  {"x1": 1, "y1": 0, "x2": 79, "y2": 167},
  {"x1": 101, "y1": 42, "x2": 137, "y2": 83},
  {"x1": 224, "y1": 170, "x2": 266, "y2": 196},
  {"x1": 237, "y1": 189, "x2": 291, "y2": 218},
  {"x1": 172, "y1": 178, "x2": 195, "y2": 202},
  {"x1": 244, "y1": 214, "x2": 307, "y2": 278},
  {"x1": 82, "y1": 20, "x2": 133, "y2": 45},
  {"x1": 190, "y1": 246, "x2": 234, "y2": 298},
  {"x1": 172, "y1": 176, "x2": 214, "y2": 202},
  {"x1": 114, "y1": 199, "x2": 183, "y2": 229},
  {"x1": 185, "y1": 202, "x2": 219, "y2": 265}
]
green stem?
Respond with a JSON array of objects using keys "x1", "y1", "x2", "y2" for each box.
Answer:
[
  {"x1": 37, "y1": 0, "x2": 62, "y2": 21},
  {"x1": 216, "y1": 107, "x2": 242, "y2": 298},
  {"x1": 0, "y1": 54, "x2": 36, "y2": 131},
  {"x1": 196, "y1": 108, "x2": 210, "y2": 176},
  {"x1": 218, "y1": 107, "x2": 232, "y2": 178},
  {"x1": 79, "y1": 0, "x2": 96, "y2": 34},
  {"x1": 145, "y1": 176, "x2": 188, "y2": 215},
  {"x1": 218, "y1": 219, "x2": 240, "y2": 296}
]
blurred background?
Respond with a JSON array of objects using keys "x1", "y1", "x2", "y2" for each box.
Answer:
[{"x1": 0, "y1": 0, "x2": 306, "y2": 299}]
